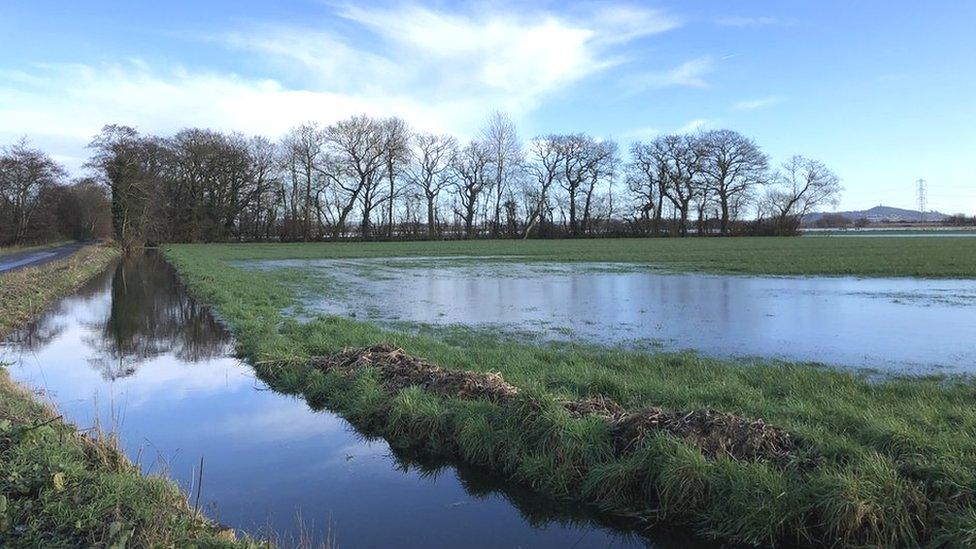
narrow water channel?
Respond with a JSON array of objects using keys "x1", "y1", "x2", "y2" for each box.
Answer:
[{"x1": 0, "y1": 253, "x2": 700, "y2": 548}]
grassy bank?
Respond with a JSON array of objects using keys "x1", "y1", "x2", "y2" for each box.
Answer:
[
  {"x1": 0, "y1": 245, "x2": 259, "y2": 547},
  {"x1": 165, "y1": 243, "x2": 976, "y2": 547},
  {"x1": 172, "y1": 236, "x2": 976, "y2": 278},
  {"x1": 0, "y1": 369, "x2": 258, "y2": 547},
  {"x1": 0, "y1": 244, "x2": 118, "y2": 337}
]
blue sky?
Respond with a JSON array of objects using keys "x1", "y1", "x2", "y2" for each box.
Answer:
[{"x1": 1, "y1": 1, "x2": 974, "y2": 213}]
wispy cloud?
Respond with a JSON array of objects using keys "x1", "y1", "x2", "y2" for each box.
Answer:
[
  {"x1": 621, "y1": 126, "x2": 660, "y2": 141},
  {"x1": 225, "y1": 3, "x2": 681, "y2": 114},
  {"x1": 623, "y1": 118, "x2": 715, "y2": 140},
  {"x1": 733, "y1": 96, "x2": 784, "y2": 111},
  {"x1": 627, "y1": 56, "x2": 713, "y2": 92},
  {"x1": 716, "y1": 16, "x2": 791, "y2": 28},
  {"x1": 677, "y1": 118, "x2": 709, "y2": 133},
  {"x1": 0, "y1": 2, "x2": 684, "y2": 164}
]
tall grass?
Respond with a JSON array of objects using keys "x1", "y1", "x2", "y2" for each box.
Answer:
[{"x1": 165, "y1": 243, "x2": 976, "y2": 546}]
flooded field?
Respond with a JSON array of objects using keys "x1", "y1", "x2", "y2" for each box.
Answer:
[
  {"x1": 0, "y1": 253, "x2": 698, "y2": 548},
  {"x1": 246, "y1": 257, "x2": 976, "y2": 374}
]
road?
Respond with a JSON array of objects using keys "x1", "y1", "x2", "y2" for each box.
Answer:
[{"x1": 0, "y1": 242, "x2": 88, "y2": 274}]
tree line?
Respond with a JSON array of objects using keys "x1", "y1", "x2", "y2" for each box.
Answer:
[
  {"x1": 2, "y1": 112, "x2": 843, "y2": 249},
  {"x1": 0, "y1": 139, "x2": 112, "y2": 245}
]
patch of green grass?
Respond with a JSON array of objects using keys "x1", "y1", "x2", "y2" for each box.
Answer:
[
  {"x1": 177, "y1": 236, "x2": 976, "y2": 278},
  {"x1": 164, "y1": 243, "x2": 976, "y2": 547}
]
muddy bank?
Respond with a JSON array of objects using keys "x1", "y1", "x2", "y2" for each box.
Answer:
[{"x1": 313, "y1": 344, "x2": 796, "y2": 462}]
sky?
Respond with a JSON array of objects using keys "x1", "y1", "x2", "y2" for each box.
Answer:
[{"x1": 1, "y1": 0, "x2": 974, "y2": 214}]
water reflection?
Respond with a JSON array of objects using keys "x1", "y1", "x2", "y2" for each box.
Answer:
[
  {"x1": 254, "y1": 257, "x2": 976, "y2": 374},
  {"x1": 86, "y1": 255, "x2": 233, "y2": 379},
  {"x1": 1, "y1": 253, "x2": 698, "y2": 548}
]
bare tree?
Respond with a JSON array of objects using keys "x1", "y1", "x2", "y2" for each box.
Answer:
[
  {"x1": 658, "y1": 134, "x2": 706, "y2": 236},
  {"x1": 553, "y1": 133, "x2": 616, "y2": 236},
  {"x1": 523, "y1": 135, "x2": 566, "y2": 238},
  {"x1": 280, "y1": 123, "x2": 327, "y2": 241},
  {"x1": 700, "y1": 129, "x2": 769, "y2": 235},
  {"x1": 408, "y1": 133, "x2": 457, "y2": 238},
  {"x1": 322, "y1": 116, "x2": 387, "y2": 239},
  {"x1": 0, "y1": 138, "x2": 66, "y2": 244},
  {"x1": 579, "y1": 139, "x2": 618, "y2": 235},
  {"x1": 245, "y1": 136, "x2": 279, "y2": 240},
  {"x1": 381, "y1": 117, "x2": 411, "y2": 238},
  {"x1": 53, "y1": 177, "x2": 112, "y2": 240},
  {"x1": 480, "y1": 111, "x2": 522, "y2": 237},
  {"x1": 450, "y1": 140, "x2": 492, "y2": 238},
  {"x1": 767, "y1": 155, "x2": 842, "y2": 234},
  {"x1": 626, "y1": 140, "x2": 667, "y2": 235}
]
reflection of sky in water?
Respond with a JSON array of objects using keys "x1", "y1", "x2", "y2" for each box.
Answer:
[
  {"x1": 245, "y1": 257, "x2": 976, "y2": 375},
  {"x1": 1, "y1": 255, "x2": 686, "y2": 549}
]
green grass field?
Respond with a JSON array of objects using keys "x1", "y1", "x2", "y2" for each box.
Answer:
[
  {"x1": 172, "y1": 236, "x2": 976, "y2": 278},
  {"x1": 163, "y1": 240, "x2": 976, "y2": 547}
]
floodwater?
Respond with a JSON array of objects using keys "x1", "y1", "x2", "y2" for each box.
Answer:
[
  {"x1": 1, "y1": 253, "x2": 698, "y2": 548},
  {"x1": 250, "y1": 257, "x2": 976, "y2": 374}
]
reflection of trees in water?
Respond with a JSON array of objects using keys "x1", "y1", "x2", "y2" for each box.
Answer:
[
  {"x1": 83, "y1": 252, "x2": 232, "y2": 380},
  {"x1": 1, "y1": 266, "x2": 114, "y2": 351},
  {"x1": 3, "y1": 251, "x2": 233, "y2": 380}
]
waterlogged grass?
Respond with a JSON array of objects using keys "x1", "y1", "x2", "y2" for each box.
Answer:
[
  {"x1": 164, "y1": 243, "x2": 976, "y2": 547},
  {"x1": 176, "y1": 236, "x2": 976, "y2": 278}
]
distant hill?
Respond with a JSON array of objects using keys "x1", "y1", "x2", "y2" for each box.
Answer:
[{"x1": 804, "y1": 205, "x2": 948, "y2": 224}]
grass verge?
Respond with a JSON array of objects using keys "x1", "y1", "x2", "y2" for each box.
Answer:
[
  {"x1": 0, "y1": 369, "x2": 259, "y2": 547},
  {"x1": 0, "y1": 241, "x2": 70, "y2": 258},
  {"x1": 164, "y1": 243, "x2": 976, "y2": 547},
  {"x1": 0, "y1": 245, "x2": 261, "y2": 547},
  {"x1": 0, "y1": 244, "x2": 118, "y2": 338}
]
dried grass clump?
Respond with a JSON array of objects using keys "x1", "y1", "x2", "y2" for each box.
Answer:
[
  {"x1": 313, "y1": 344, "x2": 521, "y2": 403},
  {"x1": 312, "y1": 344, "x2": 796, "y2": 462}
]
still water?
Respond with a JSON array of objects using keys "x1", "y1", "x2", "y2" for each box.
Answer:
[
  {"x1": 1, "y1": 253, "x2": 697, "y2": 548},
  {"x1": 251, "y1": 257, "x2": 976, "y2": 374}
]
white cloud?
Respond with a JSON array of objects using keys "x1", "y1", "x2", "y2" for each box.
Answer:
[
  {"x1": 622, "y1": 118, "x2": 713, "y2": 140},
  {"x1": 677, "y1": 118, "x2": 709, "y2": 133},
  {"x1": 733, "y1": 96, "x2": 784, "y2": 111},
  {"x1": 621, "y1": 126, "x2": 660, "y2": 141},
  {"x1": 627, "y1": 57, "x2": 713, "y2": 92},
  {"x1": 716, "y1": 16, "x2": 791, "y2": 28},
  {"x1": 1, "y1": 3, "x2": 682, "y2": 172}
]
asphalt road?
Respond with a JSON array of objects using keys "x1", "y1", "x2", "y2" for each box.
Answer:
[{"x1": 0, "y1": 242, "x2": 88, "y2": 274}]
